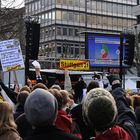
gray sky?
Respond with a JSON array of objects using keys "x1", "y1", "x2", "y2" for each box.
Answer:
[{"x1": 1, "y1": 0, "x2": 24, "y2": 8}]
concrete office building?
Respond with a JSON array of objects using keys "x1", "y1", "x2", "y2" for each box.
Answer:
[{"x1": 25, "y1": 0, "x2": 137, "y2": 68}]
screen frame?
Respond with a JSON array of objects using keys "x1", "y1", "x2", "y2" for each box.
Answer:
[{"x1": 85, "y1": 32, "x2": 129, "y2": 68}]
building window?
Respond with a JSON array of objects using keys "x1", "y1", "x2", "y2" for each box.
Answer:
[
  {"x1": 57, "y1": 27, "x2": 61, "y2": 35},
  {"x1": 75, "y1": 28, "x2": 79, "y2": 36},
  {"x1": 74, "y1": 13, "x2": 79, "y2": 23},
  {"x1": 62, "y1": 11, "x2": 68, "y2": 21},
  {"x1": 56, "y1": 0, "x2": 62, "y2": 4},
  {"x1": 56, "y1": 11, "x2": 62, "y2": 20},
  {"x1": 74, "y1": 0, "x2": 79, "y2": 7},
  {"x1": 75, "y1": 48, "x2": 79, "y2": 57},
  {"x1": 80, "y1": 13, "x2": 85, "y2": 24},
  {"x1": 69, "y1": 12, "x2": 73, "y2": 21},
  {"x1": 69, "y1": 28, "x2": 73, "y2": 36},
  {"x1": 63, "y1": 27, "x2": 67, "y2": 35},
  {"x1": 71, "y1": 47, "x2": 74, "y2": 55},
  {"x1": 52, "y1": 11, "x2": 55, "y2": 20},
  {"x1": 57, "y1": 47, "x2": 61, "y2": 53}
]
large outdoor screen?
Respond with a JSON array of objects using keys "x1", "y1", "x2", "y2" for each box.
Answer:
[{"x1": 86, "y1": 33, "x2": 127, "y2": 67}]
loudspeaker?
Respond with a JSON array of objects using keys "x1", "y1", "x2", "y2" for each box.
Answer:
[
  {"x1": 26, "y1": 23, "x2": 40, "y2": 60},
  {"x1": 136, "y1": 81, "x2": 140, "y2": 88}
]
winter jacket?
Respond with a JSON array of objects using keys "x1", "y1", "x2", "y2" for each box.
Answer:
[
  {"x1": 23, "y1": 125, "x2": 80, "y2": 140},
  {"x1": 55, "y1": 110, "x2": 72, "y2": 133},
  {"x1": 55, "y1": 110, "x2": 82, "y2": 139},
  {"x1": 70, "y1": 104, "x2": 94, "y2": 140},
  {"x1": 15, "y1": 113, "x2": 32, "y2": 138}
]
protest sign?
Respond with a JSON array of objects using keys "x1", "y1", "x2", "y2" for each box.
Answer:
[{"x1": 0, "y1": 39, "x2": 25, "y2": 72}]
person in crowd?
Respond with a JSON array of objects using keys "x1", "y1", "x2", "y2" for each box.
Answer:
[
  {"x1": 93, "y1": 74, "x2": 104, "y2": 88},
  {"x1": 82, "y1": 74, "x2": 137, "y2": 140},
  {"x1": 67, "y1": 94, "x2": 78, "y2": 110},
  {"x1": 0, "y1": 101, "x2": 21, "y2": 140},
  {"x1": 49, "y1": 89, "x2": 81, "y2": 139},
  {"x1": 64, "y1": 70, "x2": 72, "y2": 93},
  {"x1": 20, "y1": 85, "x2": 31, "y2": 93},
  {"x1": 132, "y1": 95, "x2": 140, "y2": 111},
  {"x1": 70, "y1": 80, "x2": 100, "y2": 140},
  {"x1": 14, "y1": 91, "x2": 29, "y2": 119},
  {"x1": 16, "y1": 112, "x2": 33, "y2": 138},
  {"x1": 73, "y1": 77, "x2": 87, "y2": 103},
  {"x1": 15, "y1": 83, "x2": 48, "y2": 138},
  {"x1": 86, "y1": 80, "x2": 100, "y2": 93},
  {"x1": 131, "y1": 94, "x2": 140, "y2": 139},
  {"x1": 32, "y1": 83, "x2": 48, "y2": 91},
  {"x1": 51, "y1": 84, "x2": 61, "y2": 90},
  {"x1": 0, "y1": 79, "x2": 18, "y2": 105},
  {"x1": 23, "y1": 88, "x2": 80, "y2": 140},
  {"x1": 26, "y1": 78, "x2": 33, "y2": 91}
]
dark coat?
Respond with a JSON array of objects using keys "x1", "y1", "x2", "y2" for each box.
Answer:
[
  {"x1": 14, "y1": 104, "x2": 24, "y2": 120},
  {"x1": 23, "y1": 125, "x2": 80, "y2": 140},
  {"x1": 112, "y1": 86, "x2": 138, "y2": 140},
  {"x1": 70, "y1": 104, "x2": 94, "y2": 140},
  {"x1": 15, "y1": 113, "x2": 32, "y2": 138},
  {"x1": 0, "y1": 80, "x2": 17, "y2": 104}
]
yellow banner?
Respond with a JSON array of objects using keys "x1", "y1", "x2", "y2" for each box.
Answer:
[{"x1": 60, "y1": 59, "x2": 90, "y2": 71}]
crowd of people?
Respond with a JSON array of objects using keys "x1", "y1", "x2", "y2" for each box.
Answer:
[{"x1": 0, "y1": 66, "x2": 139, "y2": 140}]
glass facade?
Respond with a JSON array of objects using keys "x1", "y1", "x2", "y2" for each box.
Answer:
[{"x1": 25, "y1": 0, "x2": 137, "y2": 68}]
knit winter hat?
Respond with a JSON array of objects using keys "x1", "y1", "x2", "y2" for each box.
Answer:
[
  {"x1": 83, "y1": 88, "x2": 117, "y2": 131},
  {"x1": 24, "y1": 88, "x2": 58, "y2": 126}
]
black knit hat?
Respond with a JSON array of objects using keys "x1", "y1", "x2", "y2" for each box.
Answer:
[
  {"x1": 82, "y1": 88, "x2": 117, "y2": 131},
  {"x1": 107, "y1": 74, "x2": 121, "y2": 85}
]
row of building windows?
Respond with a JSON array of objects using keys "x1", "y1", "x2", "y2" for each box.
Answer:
[
  {"x1": 39, "y1": 18, "x2": 136, "y2": 42},
  {"x1": 56, "y1": 0, "x2": 136, "y2": 6},
  {"x1": 38, "y1": 10, "x2": 136, "y2": 32},
  {"x1": 25, "y1": 0, "x2": 136, "y2": 5},
  {"x1": 87, "y1": 1, "x2": 135, "y2": 17},
  {"x1": 39, "y1": 42, "x2": 85, "y2": 58},
  {"x1": 104, "y1": 0, "x2": 136, "y2": 5},
  {"x1": 40, "y1": 26, "x2": 82, "y2": 42},
  {"x1": 25, "y1": 0, "x2": 136, "y2": 18}
]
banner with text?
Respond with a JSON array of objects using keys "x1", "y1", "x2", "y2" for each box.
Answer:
[
  {"x1": 60, "y1": 59, "x2": 90, "y2": 71},
  {"x1": 0, "y1": 39, "x2": 25, "y2": 72}
]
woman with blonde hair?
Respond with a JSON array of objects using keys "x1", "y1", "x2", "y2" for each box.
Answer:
[{"x1": 0, "y1": 101, "x2": 21, "y2": 140}]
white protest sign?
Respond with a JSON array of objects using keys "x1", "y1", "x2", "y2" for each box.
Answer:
[{"x1": 0, "y1": 39, "x2": 25, "y2": 72}]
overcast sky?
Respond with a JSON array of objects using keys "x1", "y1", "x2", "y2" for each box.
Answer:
[{"x1": 1, "y1": 0, "x2": 24, "y2": 8}]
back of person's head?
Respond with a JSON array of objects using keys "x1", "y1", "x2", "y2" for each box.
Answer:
[
  {"x1": 51, "y1": 84, "x2": 61, "y2": 91},
  {"x1": 24, "y1": 88, "x2": 58, "y2": 127},
  {"x1": 83, "y1": 88, "x2": 117, "y2": 132},
  {"x1": 0, "y1": 101, "x2": 17, "y2": 130},
  {"x1": 60, "y1": 90, "x2": 69, "y2": 109},
  {"x1": 32, "y1": 83, "x2": 48, "y2": 91},
  {"x1": 93, "y1": 74, "x2": 101, "y2": 80},
  {"x1": 17, "y1": 91, "x2": 29, "y2": 106},
  {"x1": 20, "y1": 85, "x2": 31, "y2": 93},
  {"x1": 49, "y1": 89, "x2": 63, "y2": 110},
  {"x1": 87, "y1": 80, "x2": 100, "y2": 93}
]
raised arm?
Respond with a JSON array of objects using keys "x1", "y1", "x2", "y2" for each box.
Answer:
[{"x1": 112, "y1": 84, "x2": 138, "y2": 140}]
